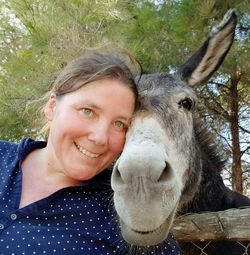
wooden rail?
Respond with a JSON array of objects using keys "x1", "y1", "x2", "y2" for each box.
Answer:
[{"x1": 172, "y1": 207, "x2": 250, "y2": 242}]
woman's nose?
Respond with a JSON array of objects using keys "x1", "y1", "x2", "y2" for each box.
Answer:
[{"x1": 87, "y1": 123, "x2": 109, "y2": 146}]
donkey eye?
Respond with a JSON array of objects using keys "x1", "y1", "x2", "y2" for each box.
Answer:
[{"x1": 178, "y1": 98, "x2": 193, "y2": 111}]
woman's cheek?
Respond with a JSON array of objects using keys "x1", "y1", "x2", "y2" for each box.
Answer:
[{"x1": 110, "y1": 132, "x2": 126, "y2": 154}]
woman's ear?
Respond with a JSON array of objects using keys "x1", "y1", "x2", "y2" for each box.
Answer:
[{"x1": 44, "y1": 94, "x2": 57, "y2": 121}]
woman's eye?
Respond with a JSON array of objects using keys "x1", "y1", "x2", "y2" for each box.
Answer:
[
  {"x1": 82, "y1": 108, "x2": 93, "y2": 116},
  {"x1": 114, "y1": 121, "x2": 127, "y2": 130},
  {"x1": 178, "y1": 98, "x2": 194, "y2": 111}
]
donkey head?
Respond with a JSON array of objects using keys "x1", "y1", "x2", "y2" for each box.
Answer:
[{"x1": 111, "y1": 10, "x2": 237, "y2": 246}]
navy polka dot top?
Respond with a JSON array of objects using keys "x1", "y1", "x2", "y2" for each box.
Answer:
[{"x1": 0, "y1": 138, "x2": 183, "y2": 255}]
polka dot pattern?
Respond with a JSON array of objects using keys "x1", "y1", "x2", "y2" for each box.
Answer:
[{"x1": 0, "y1": 139, "x2": 183, "y2": 254}]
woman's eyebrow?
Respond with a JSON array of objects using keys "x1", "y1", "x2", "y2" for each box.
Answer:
[
  {"x1": 117, "y1": 116, "x2": 131, "y2": 122},
  {"x1": 78, "y1": 100, "x2": 102, "y2": 110}
]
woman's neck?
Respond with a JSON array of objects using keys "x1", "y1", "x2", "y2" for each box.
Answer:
[{"x1": 19, "y1": 147, "x2": 80, "y2": 208}]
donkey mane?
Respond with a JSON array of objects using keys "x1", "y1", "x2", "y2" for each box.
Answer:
[{"x1": 194, "y1": 118, "x2": 226, "y2": 173}]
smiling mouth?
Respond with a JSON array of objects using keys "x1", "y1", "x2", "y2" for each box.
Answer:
[{"x1": 75, "y1": 143, "x2": 100, "y2": 158}]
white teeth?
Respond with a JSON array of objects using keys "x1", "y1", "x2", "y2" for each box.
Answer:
[{"x1": 75, "y1": 143, "x2": 100, "y2": 158}]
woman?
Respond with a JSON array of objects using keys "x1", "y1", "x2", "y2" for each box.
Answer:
[{"x1": 0, "y1": 52, "x2": 183, "y2": 254}]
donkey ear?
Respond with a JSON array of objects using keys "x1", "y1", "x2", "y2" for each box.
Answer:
[{"x1": 179, "y1": 10, "x2": 237, "y2": 86}]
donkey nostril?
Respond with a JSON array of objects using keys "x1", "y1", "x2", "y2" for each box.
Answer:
[{"x1": 157, "y1": 162, "x2": 172, "y2": 183}]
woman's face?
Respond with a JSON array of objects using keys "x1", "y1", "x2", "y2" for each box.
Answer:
[{"x1": 45, "y1": 78, "x2": 135, "y2": 182}]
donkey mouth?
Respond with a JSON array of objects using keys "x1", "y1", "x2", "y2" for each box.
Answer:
[
  {"x1": 131, "y1": 224, "x2": 162, "y2": 235},
  {"x1": 119, "y1": 208, "x2": 177, "y2": 247}
]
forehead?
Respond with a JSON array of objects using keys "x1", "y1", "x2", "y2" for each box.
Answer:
[
  {"x1": 58, "y1": 78, "x2": 136, "y2": 107},
  {"x1": 137, "y1": 73, "x2": 196, "y2": 99}
]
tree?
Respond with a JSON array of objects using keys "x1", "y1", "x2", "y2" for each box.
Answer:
[{"x1": 195, "y1": 7, "x2": 250, "y2": 193}]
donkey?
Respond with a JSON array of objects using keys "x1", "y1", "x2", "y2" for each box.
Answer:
[{"x1": 111, "y1": 10, "x2": 250, "y2": 250}]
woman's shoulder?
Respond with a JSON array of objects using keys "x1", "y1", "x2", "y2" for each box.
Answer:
[
  {"x1": 0, "y1": 138, "x2": 45, "y2": 162},
  {"x1": 0, "y1": 138, "x2": 33, "y2": 154},
  {"x1": 0, "y1": 139, "x2": 19, "y2": 154},
  {"x1": 0, "y1": 140, "x2": 21, "y2": 173}
]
